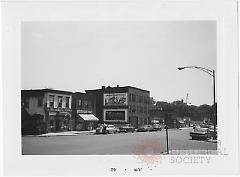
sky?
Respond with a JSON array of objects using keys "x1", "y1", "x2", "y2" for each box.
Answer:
[{"x1": 22, "y1": 21, "x2": 216, "y2": 106}]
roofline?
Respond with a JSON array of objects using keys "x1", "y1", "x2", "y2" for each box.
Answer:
[
  {"x1": 85, "y1": 85, "x2": 150, "y2": 93},
  {"x1": 21, "y1": 89, "x2": 73, "y2": 95}
]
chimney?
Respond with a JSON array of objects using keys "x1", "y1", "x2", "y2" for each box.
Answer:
[
  {"x1": 117, "y1": 85, "x2": 119, "y2": 87},
  {"x1": 102, "y1": 86, "x2": 105, "y2": 89}
]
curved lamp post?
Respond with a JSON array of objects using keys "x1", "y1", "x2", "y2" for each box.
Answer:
[{"x1": 177, "y1": 66, "x2": 217, "y2": 140}]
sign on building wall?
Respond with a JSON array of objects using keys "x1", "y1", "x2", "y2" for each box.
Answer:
[
  {"x1": 103, "y1": 93, "x2": 127, "y2": 106},
  {"x1": 77, "y1": 110, "x2": 93, "y2": 114},
  {"x1": 103, "y1": 109, "x2": 127, "y2": 122}
]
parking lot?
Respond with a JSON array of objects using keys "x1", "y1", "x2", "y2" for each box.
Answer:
[{"x1": 22, "y1": 128, "x2": 217, "y2": 155}]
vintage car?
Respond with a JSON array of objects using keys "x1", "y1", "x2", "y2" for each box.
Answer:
[
  {"x1": 137, "y1": 125, "x2": 154, "y2": 132},
  {"x1": 190, "y1": 127, "x2": 214, "y2": 140},
  {"x1": 96, "y1": 124, "x2": 119, "y2": 134},
  {"x1": 151, "y1": 124, "x2": 163, "y2": 131},
  {"x1": 119, "y1": 124, "x2": 135, "y2": 133}
]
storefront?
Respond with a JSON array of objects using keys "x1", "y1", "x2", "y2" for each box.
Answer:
[
  {"x1": 48, "y1": 111, "x2": 73, "y2": 132},
  {"x1": 75, "y1": 114, "x2": 99, "y2": 131}
]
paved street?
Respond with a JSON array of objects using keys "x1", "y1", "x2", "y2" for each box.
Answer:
[{"x1": 22, "y1": 129, "x2": 217, "y2": 155}]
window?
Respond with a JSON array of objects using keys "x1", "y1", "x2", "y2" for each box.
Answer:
[
  {"x1": 78, "y1": 99, "x2": 82, "y2": 107},
  {"x1": 38, "y1": 97, "x2": 43, "y2": 107},
  {"x1": 139, "y1": 96, "x2": 143, "y2": 103},
  {"x1": 49, "y1": 95, "x2": 54, "y2": 107},
  {"x1": 66, "y1": 97, "x2": 70, "y2": 108},
  {"x1": 129, "y1": 105, "x2": 132, "y2": 113},
  {"x1": 83, "y1": 100, "x2": 88, "y2": 110},
  {"x1": 106, "y1": 111, "x2": 125, "y2": 121},
  {"x1": 129, "y1": 94, "x2": 132, "y2": 102},
  {"x1": 58, "y1": 96, "x2": 63, "y2": 108},
  {"x1": 144, "y1": 97, "x2": 148, "y2": 104},
  {"x1": 144, "y1": 107, "x2": 147, "y2": 114},
  {"x1": 132, "y1": 105, "x2": 136, "y2": 113},
  {"x1": 132, "y1": 94, "x2": 136, "y2": 102},
  {"x1": 88, "y1": 101, "x2": 92, "y2": 110},
  {"x1": 140, "y1": 106, "x2": 143, "y2": 113}
]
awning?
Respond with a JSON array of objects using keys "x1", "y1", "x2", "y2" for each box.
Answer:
[{"x1": 78, "y1": 114, "x2": 99, "y2": 121}]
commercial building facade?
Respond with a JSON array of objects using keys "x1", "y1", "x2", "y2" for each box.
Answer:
[
  {"x1": 86, "y1": 85, "x2": 150, "y2": 128},
  {"x1": 21, "y1": 89, "x2": 73, "y2": 134},
  {"x1": 71, "y1": 92, "x2": 99, "y2": 131}
]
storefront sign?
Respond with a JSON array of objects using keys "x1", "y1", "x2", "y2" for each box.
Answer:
[
  {"x1": 47, "y1": 107, "x2": 71, "y2": 112},
  {"x1": 77, "y1": 110, "x2": 93, "y2": 114},
  {"x1": 103, "y1": 93, "x2": 127, "y2": 106},
  {"x1": 103, "y1": 109, "x2": 127, "y2": 122},
  {"x1": 49, "y1": 112, "x2": 57, "y2": 116}
]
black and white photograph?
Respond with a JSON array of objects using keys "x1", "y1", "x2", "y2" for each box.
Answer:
[
  {"x1": 1, "y1": 0, "x2": 239, "y2": 176},
  {"x1": 21, "y1": 21, "x2": 218, "y2": 155}
]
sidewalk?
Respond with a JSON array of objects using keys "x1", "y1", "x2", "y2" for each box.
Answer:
[{"x1": 37, "y1": 130, "x2": 96, "y2": 137}]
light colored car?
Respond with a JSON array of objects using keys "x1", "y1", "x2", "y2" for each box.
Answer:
[
  {"x1": 151, "y1": 124, "x2": 162, "y2": 131},
  {"x1": 137, "y1": 125, "x2": 153, "y2": 132},
  {"x1": 96, "y1": 124, "x2": 119, "y2": 134},
  {"x1": 190, "y1": 127, "x2": 213, "y2": 140},
  {"x1": 119, "y1": 124, "x2": 135, "y2": 133}
]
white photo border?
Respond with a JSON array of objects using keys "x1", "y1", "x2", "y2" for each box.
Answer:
[{"x1": 2, "y1": 0, "x2": 239, "y2": 175}]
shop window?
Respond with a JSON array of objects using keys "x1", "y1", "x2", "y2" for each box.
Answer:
[
  {"x1": 66, "y1": 97, "x2": 70, "y2": 108},
  {"x1": 50, "y1": 120, "x2": 54, "y2": 127},
  {"x1": 58, "y1": 96, "x2": 63, "y2": 108},
  {"x1": 49, "y1": 95, "x2": 54, "y2": 107}
]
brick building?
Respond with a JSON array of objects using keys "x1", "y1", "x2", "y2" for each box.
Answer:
[
  {"x1": 71, "y1": 92, "x2": 99, "y2": 131},
  {"x1": 85, "y1": 85, "x2": 150, "y2": 128},
  {"x1": 21, "y1": 89, "x2": 73, "y2": 134}
]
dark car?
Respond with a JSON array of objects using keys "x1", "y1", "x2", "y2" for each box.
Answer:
[
  {"x1": 137, "y1": 125, "x2": 153, "y2": 132},
  {"x1": 119, "y1": 124, "x2": 135, "y2": 133},
  {"x1": 190, "y1": 127, "x2": 213, "y2": 140}
]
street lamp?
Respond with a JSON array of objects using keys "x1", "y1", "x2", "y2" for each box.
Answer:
[{"x1": 177, "y1": 66, "x2": 217, "y2": 140}]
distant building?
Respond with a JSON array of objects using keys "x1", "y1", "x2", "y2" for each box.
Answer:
[
  {"x1": 149, "y1": 108, "x2": 165, "y2": 124},
  {"x1": 71, "y1": 92, "x2": 99, "y2": 131},
  {"x1": 21, "y1": 89, "x2": 73, "y2": 134},
  {"x1": 85, "y1": 85, "x2": 150, "y2": 128}
]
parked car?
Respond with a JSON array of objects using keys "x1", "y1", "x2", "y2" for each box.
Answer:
[
  {"x1": 190, "y1": 127, "x2": 213, "y2": 140},
  {"x1": 137, "y1": 125, "x2": 153, "y2": 132},
  {"x1": 119, "y1": 124, "x2": 135, "y2": 133},
  {"x1": 96, "y1": 124, "x2": 119, "y2": 134},
  {"x1": 151, "y1": 124, "x2": 162, "y2": 131}
]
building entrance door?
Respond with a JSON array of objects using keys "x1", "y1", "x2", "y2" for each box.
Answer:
[{"x1": 55, "y1": 119, "x2": 61, "y2": 132}]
